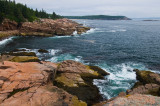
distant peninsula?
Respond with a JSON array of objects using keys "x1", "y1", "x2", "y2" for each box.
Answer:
[{"x1": 64, "y1": 15, "x2": 131, "y2": 20}]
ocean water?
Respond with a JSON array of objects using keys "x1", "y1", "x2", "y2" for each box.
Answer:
[{"x1": 0, "y1": 20, "x2": 160, "y2": 99}]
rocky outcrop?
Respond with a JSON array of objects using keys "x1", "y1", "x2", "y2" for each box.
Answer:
[
  {"x1": 0, "y1": 61, "x2": 56, "y2": 103},
  {"x1": 0, "y1": 18, "x2": 90, "y2": 40},
  {"x1": 134, "y1": 69, "x2": 160, "y2": 84},
  {"x1": 0, "y1": 30, "x2": 19, "y2": 40},
  {"x1": 0, "y1": 50, "x2": 109, "y2": 105},
  {"x1": 95, "y1": 94, "x2": 160, "y2": 106},
  {"x1": 0, "y1": 61, "x2": 87, "y2": 106},
  {"x1": 94, "y1": 69, "x2": 160, "y2": 106},
  {"x1": 0, "y1": 19, "x2": 18, "y2": 31},
  {"x1": 126, "y1": 69, "x2": 160, "y2": 96},
  {"x1": 54, "y1": 60, "x2": 109, "y2": 105},
  {"x1": 20, "y1": 18, "x2": 90, "y2": 36},
  {"x1": 0, "y1": 51, "x2": 39, "y2": 62}
]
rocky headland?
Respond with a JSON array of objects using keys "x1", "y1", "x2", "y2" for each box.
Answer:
[
  {"x1": 0, "y1": 18, "x2": 90, "y2": 41},
  {"x1": 0, "y1": 49, "x2": 160, "y2": 106}
]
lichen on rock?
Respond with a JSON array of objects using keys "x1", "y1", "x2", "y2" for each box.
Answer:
[{"x1": 54, "y1": 60, "x2": 109, "y2": 105}]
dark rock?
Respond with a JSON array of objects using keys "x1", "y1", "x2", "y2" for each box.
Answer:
[
  {"x1": 2, "y1": 52, "x2": 36, "y2": 57},
  {"x1": 10, "y1": 56, "x2": 40, "y2": 62},
  {"x1": 126, "y1": 69, "x2": 160, "y2": 97},
  {"x1": 88, "y1": 66, "x2": 110, "y2": 76},
  {"x1": 38, "y1": 49, "x2": 48, "y2": 53},
  {"x1": 134, "y1": 69, "x2": 160, "y2": 85}
]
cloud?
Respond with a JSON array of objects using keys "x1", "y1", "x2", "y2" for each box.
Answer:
[{"x1": 14, "y1": 0, "x2": 160, "y2": 18}]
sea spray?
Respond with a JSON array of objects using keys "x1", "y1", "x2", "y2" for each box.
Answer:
[
  {"x1": 0, "y1": 37, "x2": 15, "y2": 46},
  {"x1": 93, "y1": 62, "x2": 148, "y2": 99}
]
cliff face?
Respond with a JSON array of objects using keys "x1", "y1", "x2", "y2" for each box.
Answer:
[{"x1": 0, "y1": 18, "x2": 90, "y2": 40}]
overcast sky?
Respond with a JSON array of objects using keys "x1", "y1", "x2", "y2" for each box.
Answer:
[{"x1": 14, "y1": 0, "x2": 160, "y2": 18}]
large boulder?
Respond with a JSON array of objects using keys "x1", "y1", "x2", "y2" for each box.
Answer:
[
  {"x1": 134, "y1": 69, "x2": 160, "y2": 84},
  {"x1": 54, "y1": 60, "x2": 109, "y2": 105},
  {"x1": 126, "y1": 69, "x2": 160, "y2": 96}
]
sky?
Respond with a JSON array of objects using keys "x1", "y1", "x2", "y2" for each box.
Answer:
[{"x1": 14, "y1": 0, "x2": 160, "y2": 18}]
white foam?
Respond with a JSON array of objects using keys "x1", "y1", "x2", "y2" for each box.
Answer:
[
  {"x1": 0, "y1": 37, "x2": 14, "y2": 46},
  {"x1": 107, "y1": 30, "x2": 116, "y2": 33},
  {"x1": 82, "y1": 28, "x2": 96, "y2": 35},
  {"x1": 49, "y1": 36, "x2": 71, "y2": 39},
  {"x1": 117, "y1": 29, "x2": 127, "y2": 32},
  {"x1": 47, "y1": 54, "x2": 84, "y2": 63},
  {"x1": 93, "y1": 62, "x2": 147, "y2": 99},
  {"x1": 73, "y1": 31, "x2": 78, "y2": 36},
  {"x1": 16, "y1": 48, "x2": 60, "y2": 60},
  {"x1": 49, "y1": 49, "x2": 60, "y2": 55}
]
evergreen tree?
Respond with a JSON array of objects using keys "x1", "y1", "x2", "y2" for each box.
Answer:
[
  {"x1": 0, "y1": 12, "x2": 5, "y2": 24},
  {"x1": 0, "y1": 0, "x2": 61, "y2": 23}
]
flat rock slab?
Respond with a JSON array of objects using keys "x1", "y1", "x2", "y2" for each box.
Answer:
[
  {"x1": 0, "y1": 61, "x2": 57, "y2": 103},
  {"x1": 104, "y1": 94, "x2": 160, "y2": 106}
]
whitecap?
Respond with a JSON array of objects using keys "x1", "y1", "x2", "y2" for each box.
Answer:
[
  {"x1": 0, "y1": 37, "x2": 15, "y2": 46},
  {"x1": 15, "y1": 48, "x2": 60, "y2": 60},
  {"x1": 82, "y1": 28, "x2": 97, "y2": 35},
  {"x1": 73, "y1": 31, "x2": 78, "y2": 36},
  {"x1": 47, "y1": 54, "x2": 84, "y2": 63},
  {"x1": 93, "y1": 62, "x2": 148, "y2": 99},
  {"x1": 117, "y1": 29, "x2": 127, "y2": 32},
  {"x1": 49, "y1": 36, "x2": 72, "y2": 39},
  {"x1": 106, "y1": 30, "x2": 116, "y2": 33}
]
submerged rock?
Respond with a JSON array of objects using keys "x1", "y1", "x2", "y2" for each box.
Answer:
[
  {"x1": 38, "y1": 49, "x2": 49, "y2": 53},
  {"x1": 2, "y1": 52, "x2": 36, "y2": 57}
]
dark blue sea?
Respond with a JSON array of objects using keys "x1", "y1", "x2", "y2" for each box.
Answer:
[{"x1": 0, "y1": 20, "x2": 160, "y2": 99}]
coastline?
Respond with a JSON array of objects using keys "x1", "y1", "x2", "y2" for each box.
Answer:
[
  {"x1": 0, "y1": 19, "x2": 160, "y2": 106},
  {"x1": 0, "y1": 49, "x2": 160, "y2": 105},
  {"x1": 0, "y1": 18, "x2": 90, "y2": 41}
]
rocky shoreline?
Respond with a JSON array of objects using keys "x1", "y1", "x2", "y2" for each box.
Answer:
[
  {"x1": 0, "y1": 18, "x2": 160, "y2": 106},
  {"x1": 0, "y1": 49, "x2": 160, "y2": 106},
  {"x1": 0, "y1": 18, "x2": 90, "y2": 41},
  {"x1": 95, "y1": 69, "x2": 160, "y2": 106},
  {"x1": 0, "y1": 49, "x2": 109, "y2": 106}
]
